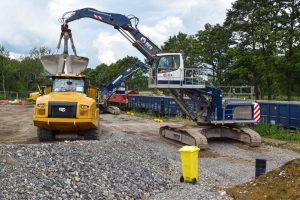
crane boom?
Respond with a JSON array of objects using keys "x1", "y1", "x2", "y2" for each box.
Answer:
[{"x1": 63, "y1": 8, "x2": 161, "y2": 65}]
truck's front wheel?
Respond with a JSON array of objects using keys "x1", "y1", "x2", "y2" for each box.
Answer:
[{"x1": 37, "y1": 127, "x2": 55, "y2": 142}]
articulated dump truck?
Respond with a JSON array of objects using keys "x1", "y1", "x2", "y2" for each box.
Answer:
[{"x1": 33, "y1": 55, "x2": 99, "y2": 141}]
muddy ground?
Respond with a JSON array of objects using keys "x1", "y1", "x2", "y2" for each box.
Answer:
[
  {"x1": 0, "y1": 105, "x2": 179, "y2": 145},
  {"x1": 0, "y1": 105, "x2": 38, "y2": 144}
]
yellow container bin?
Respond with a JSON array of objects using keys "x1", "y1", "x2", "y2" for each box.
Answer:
[{"x1": 179, "y1": 146, "x2": 200, "y2": 184}]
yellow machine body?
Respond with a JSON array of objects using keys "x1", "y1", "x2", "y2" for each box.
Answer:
[
  {"x1": 33, "y1": 74, "x2": 99, "y2": 132},
  {"x1": 27, "y1": 92, "x2": 41, "y2": 101}
]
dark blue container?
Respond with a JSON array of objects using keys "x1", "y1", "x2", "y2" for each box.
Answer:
[
  {"x1": 128, "y1": 95, "x2": 196, "y2": 116},
  {"x1": 128, "y1": 95, "x2": 165, "y2": 114},
  {"x1": 257, "y1": 101, "x2": 300, "y2": 130}
]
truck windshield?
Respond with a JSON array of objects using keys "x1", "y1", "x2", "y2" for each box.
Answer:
[{"x1": 53, "y1": 78, "x2": 85, "y2": 92}]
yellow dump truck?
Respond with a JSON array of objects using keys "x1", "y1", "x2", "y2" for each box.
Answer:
[{"x1": 33, "y1": 54, "x2": 99, "y2": 141}]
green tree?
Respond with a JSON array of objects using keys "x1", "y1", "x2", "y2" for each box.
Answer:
[
  {"x1": 161, "y1": 32, "x2": 200, "y2": 68},
  {"x1": 275, "y1": 0, "x2": 300, "y2": 100},
  {"x1": 196, "y1": 23, "x2": 232, "y2": 85},
  {"x1": 0, "y1": 45, "x2": 10, "y2": 95},
  {"x1": 83, "y1": 56, "x2": 148, "y2": 91},
  {"x1": 224, "y1": 0, "x2": 284, "y2": 99}
]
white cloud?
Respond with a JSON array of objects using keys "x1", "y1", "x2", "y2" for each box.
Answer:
[
  {"x1": 0, "y1": 0, "x2": 235, "y2": 67},
  {"x1": 93, "y1": 32, "x2": 131, "y2": 64},
  {"x1": 9, "y1": 52, "x2": 25, "y2": 60},
  {"x1": 92, "y1": 16, "x2": 184, "y2": 64},
  {"x1": 139, "y1": 16, "x2": 184, "y2": 45}
]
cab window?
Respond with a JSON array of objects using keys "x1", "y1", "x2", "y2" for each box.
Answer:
[
  {"x1": 53, "y1": 78, "x2": 85, "y2": 92},
  {"x1": 157, "y1": 55, "x2": 180, "y2": 73}
]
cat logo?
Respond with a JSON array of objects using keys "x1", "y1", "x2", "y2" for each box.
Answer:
[{"x1": 59, "y1": 107, "x2": 66, "y2": 112}]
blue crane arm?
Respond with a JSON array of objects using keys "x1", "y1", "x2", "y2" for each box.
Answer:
[
  {"x1": 64, "y1": 8, "x2": 132, "y2": 28},
  {"x1": 100, "y1": 60, "x2": 147, "y2": 97},
  {"x1": 63, "y1": 8, "x2": 161, "y2": 65}
]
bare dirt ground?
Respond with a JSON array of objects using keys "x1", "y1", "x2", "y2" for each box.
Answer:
[
  {"x1": 0, "y1": 105, "x2": 38, "y2": 144},
  {"x1": 0, "y1": 105, "x2": 179, "y2": 145}
]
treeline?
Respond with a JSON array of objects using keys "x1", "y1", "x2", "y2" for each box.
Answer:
[
  {"x1": 0, "y1": 46, "x2": 51, "y2": 97},
  {"x1": 1, "y1": 0, "x2": 300, "y2": 100},
  {"x1": 162, "y1": 0, "x2": 300, "y2": 100},
  {"x1": 82, "y1": 56, "x2": 148, "y2": 91}
]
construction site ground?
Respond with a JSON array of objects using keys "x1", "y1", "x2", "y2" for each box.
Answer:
[{"x1": 0, "y1": 105, "x2": 299, "y2": 199}]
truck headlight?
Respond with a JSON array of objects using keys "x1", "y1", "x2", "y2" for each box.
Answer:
[
  {"x1": 37, "y1": 103, "x2": 45, "y2": 109},
  {"x1": 81, "y1": 105, "x2": 89, "y2": 109}
]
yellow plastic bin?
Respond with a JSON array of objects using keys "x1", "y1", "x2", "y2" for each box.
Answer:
[{"x1": 179, "y1": 146, "x2": 200, "y2": 184}]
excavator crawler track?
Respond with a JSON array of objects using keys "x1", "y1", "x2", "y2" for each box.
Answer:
[{"x1": 159, "y1": 125, "x2": 261, "y2": 149}]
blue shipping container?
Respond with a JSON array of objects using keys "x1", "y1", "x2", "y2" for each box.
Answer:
[{"x1": 257, "y1": 101, "x2": 300, "y2": 130}]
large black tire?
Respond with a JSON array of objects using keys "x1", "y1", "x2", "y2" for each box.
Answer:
[
  {"x1": 84, "y1": 129, "x2": 99, "y2": 140},
  {"x1": 37, "y1": 127, "x2": 55, "y2": 142}
]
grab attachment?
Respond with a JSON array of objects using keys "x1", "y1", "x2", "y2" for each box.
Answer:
[{"x1": 40, "y1": 23, "x2": 89, "y2": 74}]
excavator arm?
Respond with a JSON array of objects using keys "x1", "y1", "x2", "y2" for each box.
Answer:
[
  {"x1": 62, "y1": 8, "x2": 161, "y2": 65},
  {"x1": 100, "y1": 60, "x2": 147, "y2": 98}
]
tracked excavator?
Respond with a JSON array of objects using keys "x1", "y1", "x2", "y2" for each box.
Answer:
[
  {"x1": 99, "y1": 60, "x2": 147, "y2": 115},
  {"x1": 59, "y1": 8, "x2": 261, "y2": 148}
]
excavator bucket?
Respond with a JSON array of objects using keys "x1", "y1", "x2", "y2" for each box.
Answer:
[
  {"x1": 66, "y1": 55, "x2": 89, "y2": 74},
  {"x1": 40, "y1": 55, "x2": 65, "y2": 74},
  {"x1": 40, "y1": 55, "x2": 89, "y2": 74}
]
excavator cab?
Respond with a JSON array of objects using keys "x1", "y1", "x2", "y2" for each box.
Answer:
[{"x1": 149, "y1": 53, "x2": 206, "y2": 88}]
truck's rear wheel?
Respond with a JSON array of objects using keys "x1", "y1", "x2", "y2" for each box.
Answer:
[
  {"x1": 84, "y1": 129, "x2": 99, "y2": 140},
  {"x1": 37, "y1": 127, "x2": 55, "y2": 142}
]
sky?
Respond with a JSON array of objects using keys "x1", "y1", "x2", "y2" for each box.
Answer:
[{"x1": 0, "y1": 0, "x2": 235, "y2": 68}]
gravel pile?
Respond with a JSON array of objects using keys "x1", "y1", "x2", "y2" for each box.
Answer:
[{"x1": 0, "y1": 134, "x2": 176, "y2": 200}]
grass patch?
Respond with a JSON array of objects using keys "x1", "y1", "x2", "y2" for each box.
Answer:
[
  {"x1": 254, "y1": 123, "x2": 300, "y2": 141},
  {"x1": 225, "y1": 159, "x2": 300, "y2": 200}
]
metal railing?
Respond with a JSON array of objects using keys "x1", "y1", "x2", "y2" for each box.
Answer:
[
  {"x1": 219, "y1": 86, "x2": 255, "y2": 99},
  {"x1": 148, "y1": 68, "x2": 207, "y2": 88}
]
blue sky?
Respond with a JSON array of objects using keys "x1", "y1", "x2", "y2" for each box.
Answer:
[{"x1": 0, "y1": 0, "x2": 235, "y2": 67}]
